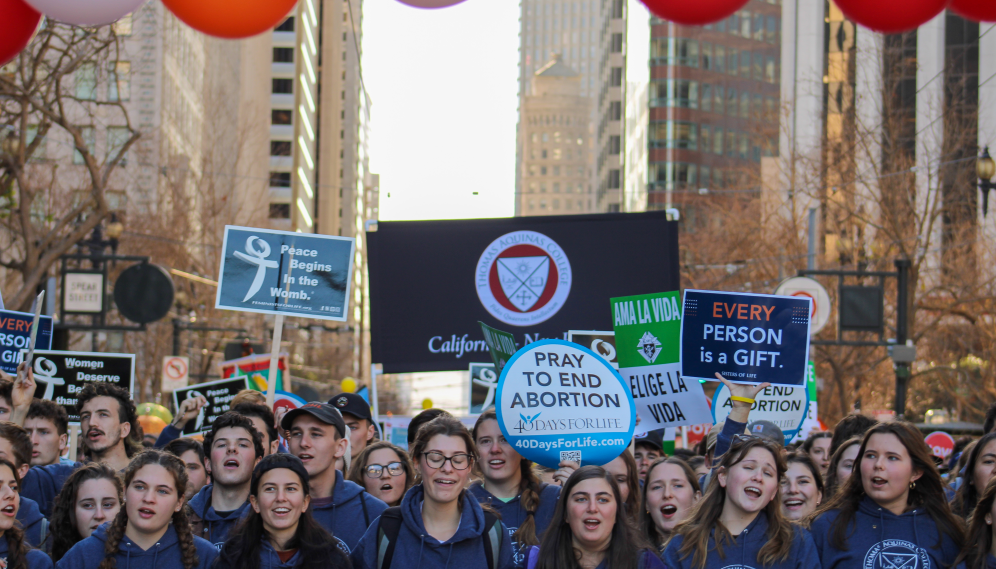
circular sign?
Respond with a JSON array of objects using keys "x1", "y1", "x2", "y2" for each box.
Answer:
[
  {"x1": 113, "y1": 263, "x2": 175, "y2": 324},
  {"x1": 496, "y1": 339, "x2": 634, "y2": 468},
  {"x1": 924, "y1": 431, "x2": 955, "y2": 460},
  {"x1": 712, "y1": 383, "x2": 808, "y2": 444},
  {"x1": 163, "y1": 357, "x2": 187, "y2": 380},
  {"x1": 774, "y1": 277, "x2": 831, "y2": 334},
  {"x1": 475, "y1": 231, "x2": 572, "y2": 327}
]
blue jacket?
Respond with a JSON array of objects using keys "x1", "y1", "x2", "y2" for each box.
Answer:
[
  {"x1": 662, "y1": 511, "x2": 819, "y2": 569},
  {"x1": 17, "y1": 495, "x2": 45, "y2": 548},
  {"x1": 0, "y1": 533, "x2": 52, "y2": 569},
  {"x1": 469, "y1": 482, "x2": 560, "y2": 567},
  {"x1": 810, "y1": 495, "x2": 961, "y2": 569},
  {"x1": 351, "y1": 484, "x2": 515, "y2": 569},
  {"x1": 22, "y1": 462, "x2": 77, "y2": 518},
  {"x1": 311, "y1": 469, "x2": 388, "y2": 554},
  {"x1": 187, "y1": 484, "x2": 251, "y2": 549},
  {"x1": 55, "y1": 523, "x2": 218, "y2": 569}
]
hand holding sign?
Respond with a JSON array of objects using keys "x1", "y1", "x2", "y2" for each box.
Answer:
[
  {"x1": 171, "y1": 395, "x2": 209, "y2": 430},
  {"x1": 10, "y1": 361, "x2": 35, "y2": 426},
  {"x1": 715, "y1": 372, "x2": 770, "y2": 423}
]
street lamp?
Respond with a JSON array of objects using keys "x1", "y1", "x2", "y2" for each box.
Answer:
[
  {"x1": 978, "y1": 146, "x2": 996, "y2": 216},
  {"x1": 76, "y1": 212, "x2": 123, "y2": 265}
]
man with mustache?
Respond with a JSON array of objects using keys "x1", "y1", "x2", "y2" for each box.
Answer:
[{"x1": 76, "y1": 383, "x2": 143, "y2": 471}]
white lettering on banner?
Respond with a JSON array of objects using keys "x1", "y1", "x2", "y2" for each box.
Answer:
[{"x1": 65, "y1": 358, "x2": 103, "y2": 369}]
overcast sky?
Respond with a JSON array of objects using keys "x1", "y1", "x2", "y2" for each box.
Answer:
[{"x1": 363, "y1": 0, "x2": 519, "y2": 221}]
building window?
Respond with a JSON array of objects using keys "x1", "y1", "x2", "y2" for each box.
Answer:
[
  {"x1": 610, "y1": 67, "x2": 623, "y2": 87},
  {"x1": 276, "y1": 17, "x2": 295, "y2": 31},
  {"x1": 113, "y1": 14, "x2": 132, "y2": 36},
  {"x1": 107, "y1": 62, "x2": 130, "y2": 101},
  {"x1": 273, "y1": 47, "x2": 294, "y2": 63},
  {"x1": 106, "y1": 126, "x2": 130, "y2": 165},
  {"x1": 554, "y1": 183, "x2": 561, "y2": 193},
  {"x1": 269, "y1": 172, "x2": 291, "y2": 187},
  {"x1": 649, "y1": 121, "x2": 697, "y2": 150},
  {"x1": 701, "y1": 84, "x2": 712, "y2": 112},
  {"x1": 75, "y1": 63, "x2": 97, "y2": 100},
  {"x1": 610, "y1": 101, "x2": 622, "y2": 120},
  {"x1": 753, "y1": 14, "x2": 765, "y2": 41},
  {"x1": 271, "y1": 110, "x2": 292, "y2": 125},
  {"x1": 270, "y1": 141, "x2": 292, "y2": 156},
  {"x1": 713, "y1": 127, "x2": 724, "y2": 154},
  {"x1": 740, "y1": 92, "x2": 750, "y2": 118},
  {"x1": 541, "y1": 166, "x2": 548, "y2": 175},
  {"x1": 766, "y1": 57, "x2": 777, "y2": 82},
  {"x1": 701, "y1": 126, "x2": 711, "y2": 153},
  {"x1": 726, "y1": 88, "x2": 738, "y2": 116},
  {"x1": 272, "y1": 78, "x2": 293, "y2": 94},
  {"x1": 269, "y1": 203, "x2": 291, "y2": 219},
  {"x1": 740, "y1": 51, "x2": 751, "y2": 77},
  {"x1": 766, "y1": 16, "x2": 779, "y2": 44},
  {"x1": 714, "y1": 86, "x2": 725, "y2": 114},
  {"x1": 73, "y1": 126, "x2": 95, "y2": 164},
  {"x1": 608, "y1": 135, "x2": 621, "y2": 155},
  {"x1": 727, "y1": 48, "x2": 738, "y2": 76},
  {"x1": 611, "y1": 33, "x2": 623, "y2": 53},
  {"x1": 542, "y1": 149, "x2": 548, "y2": 159},
  {"x1": 608, "y1": 169, "x2": 621, "y2": 189},
  {"x1": 553, "y1": 166, "x2": 560, "y2": 175}
]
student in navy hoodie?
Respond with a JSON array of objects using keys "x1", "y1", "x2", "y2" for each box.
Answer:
[
  {"x1": 0, "y1": 420, "x2": 52, "y2": 547},
  {"x1": 47, "y1": 463, "x2": 122, "y2": 562},
  {"x1": 954, "y1": 477, "x2": 996, "y2": 569},
  {"x1": 188, "y1": 412, "x2": 263, "y2": 548},
  {"x1": 807, "y1": 421, "x2": 964, "y2": 569},
  {"x1": 214, "y1": 453, "x2": 351, "y2": 569},
  {"x1": 526, "y1": 465, "x2": 665, "y2": 569},
  {"x1": 953, "y1": 432, "x2": 996, "y2": 518},
  {"x1": 351, "y1": 415, "x2": 515, "y2": 569},
  {"x1": 470, "y1": 409, "x2": 560, "y2": 567},
  {"x1": 55, "y1": 449, "x2": 217, "y2": 569},
  {"x1": 663, "y1": 436, "x2": 819, "y2": 569},
  {"x1": 284, "y1": 402, "x2": 387, "y2": 554},
  {"x1": 0, "y1": 457, "x2": 53, "y2": 569}
]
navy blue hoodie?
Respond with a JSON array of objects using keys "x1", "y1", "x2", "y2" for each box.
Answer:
[
  {"x1": 187, "y1": 483, "x2": 252, "y2": 549},
  {"x1": 17, "y1": 495, "x2": 45, "y2": 547},
  {"x1": 22, "y1": 462, "x2": 76, "y2": 518},
  {"x1": 351, "y1": 484, "x2": 515, "y2": 569},
  {"x1": 469, "y1": 481, "x2": 560, "y2": 567},
  {"x1": 662, "y1": 511, "x2": 820, "y2": 569},
  {"x1": 55, "y1": 523, "x2": 218, "y2": 569},
  {"x1": 810, "y1": 495, "x2": 961, "y2": 569},
  {"x1": 0, "y1": 533, "x2": 52, "y2": 569},
  {"x1": 310, "y1": 469, "x2": 388, "y2": 554}
]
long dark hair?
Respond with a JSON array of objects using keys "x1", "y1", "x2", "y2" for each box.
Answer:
[
  {"x1": 97, "y1": 450, "x2": 199, "y2": 569},
  {"x1": 639, "y1": 457, "x2": 700, "y2": 548},
  {"x1": 823, "y1": 436, "x2": 861, "y2": 498},
  {"x1": 216, "y1": 454, "x2": 349, "y2": 569},
  {"x1": 0, "y1": 459, "x2": 28, "y2": 569},
  {"x1": 807, "y1": 422, "x2": 965, "y2": 552},
  {"x1": 800, "y1": 432, "x2": 832, "y2": 455},
  {"x1": 954, "y1": 477, "x2": 996, "y2": 569},
  {"x1": 534, "y1": 466, "x2": 648, "y2": 569},
  {"x1": 670, "y1": 436, "x2": 794, "y2": 569},
  {"x1": 49, "y1": 463, "x2": 122, "y2": 562},
  {"x1": 612, "y1": 449, "x2": 642, "y2": 525},
  {"x1": 473, "y1": 409, "x2": 544, "y2": 547},
  {"x1": 953, "y1": 432, "x2": 996, "y2": 517}
]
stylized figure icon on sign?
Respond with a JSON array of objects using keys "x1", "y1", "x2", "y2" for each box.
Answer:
[
  {"x1": 472, "y1": 367, "x2": 498, "y2": 410},
  {"x1": 33, "y1": 357, "x2": 64, "y2": 400},
  {"x1": 233, "y1": 236, "x2": 278, "y2": 301},
  {"x1": 188, "y1": 390, "x2": 207, "y2": 432}
]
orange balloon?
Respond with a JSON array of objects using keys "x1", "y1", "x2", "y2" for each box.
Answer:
[
  {"x1": 162, "y1": 0, "x2": 299, "y2": 39},
  {"x1": 138, "y1": 415, "x2": 167, "y2": 436}
]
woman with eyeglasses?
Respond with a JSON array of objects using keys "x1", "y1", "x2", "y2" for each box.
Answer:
[
  {"x1": 470, "y1": 409, "x2": 561, "y2": 567},
  {"x1": 662, "y1": 436, "x2": 819, "y2": 569},
  {"x1": 347, "y1": 442, "x2": 414, "y2": 507},
  {"x1": 351, "y1": 415, "x2": 515, "y2": 569}
]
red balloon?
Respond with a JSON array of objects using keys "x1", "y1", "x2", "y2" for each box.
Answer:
[
  {"x1": 162, "y1": 0, "x2": 299, "y2": 39},
  {"x1": 639, "y1": 0, "x2": 749, "y2": 26},
  {"x1": 0, "y1": 0, "x2": 41, "y2": 67},
  {"x1": 950, "y1": 0, "x2": 996, "y2": 22},
  {"x1": 396, "y1": 0, "x2": 467, "y2": 7},
  {"x1": 833, "y1": 0, "x2": 946, "y2": 34}
]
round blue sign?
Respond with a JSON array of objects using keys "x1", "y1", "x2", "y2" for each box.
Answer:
[
  {"x1": 711, "y1": 383, "x2": 809, "y2": 445},
  {"x1": 496, "y1": 339, "x2": 635, "y2": 469}
]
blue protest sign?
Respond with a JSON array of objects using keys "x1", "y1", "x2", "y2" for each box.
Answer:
[
  {"x1": 680, "y1": 290, "x2": 811, "y2": 386},
  {"x1": 0, "y1": 310, "x2": 53, "y2": 374},
  {"x1": 496, "y1": 339, "x2": 635, "y2": 468},
  {"x1": 215, "y1": 226, "x2": 355, "y2": 321}
]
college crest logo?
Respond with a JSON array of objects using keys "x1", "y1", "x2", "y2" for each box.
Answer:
[
  {"x1": 475, "y1": 231, "x2": 572, "y2": 326},
  {"x1": 863, "y1": 539, "x2": 929, "y2": 569}
]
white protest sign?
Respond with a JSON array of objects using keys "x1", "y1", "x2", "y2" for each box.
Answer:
[
  {"x1": 497, "y1": 339, "x2": 634, "y2": 468},
  {"x1": 712, "y1": 383, "x2": 808, "y2": 444}
]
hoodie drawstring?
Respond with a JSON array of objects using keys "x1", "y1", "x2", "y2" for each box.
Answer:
[
  {"x1": 417, "y1": 535, "x2": 427, "y2": 568},
  {"x1": 445, "y1": 543, "x2": 454, "y2": 569},
  {"x1": 912, "y1": 510, "x2": 920, "y2": 546},
  {"x1": 878, "y1": 507, "x2": 885, "y2": 545}
]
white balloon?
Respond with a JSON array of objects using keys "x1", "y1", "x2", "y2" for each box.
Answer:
[{"x1": 23, "y1": 0, "x2": 146, "y2": 26}]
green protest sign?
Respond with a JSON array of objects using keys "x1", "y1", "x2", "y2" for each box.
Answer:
[{"x1": 478, "y1": 321, "x2": 517, "y2": 375}]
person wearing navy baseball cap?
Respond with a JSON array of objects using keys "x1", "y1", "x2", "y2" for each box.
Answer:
[{"x1": 329, "y1": 393, "x2": 376, "y2": 464}]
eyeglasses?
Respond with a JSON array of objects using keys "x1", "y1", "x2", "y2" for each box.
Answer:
[
  {"x1": 365, "y1": 462, "x2": 405, "y2": 478},
  {"x1": 421, "y1": 451, "x2": 473, "y2": 470}
]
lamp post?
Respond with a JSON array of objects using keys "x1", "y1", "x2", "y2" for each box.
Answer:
[
  {"x1": 76, "y1": 213, "x2": 124, "y2": 266},
  {"x1": 978, "y1": 146, "x2": 996, "y2": 216}
]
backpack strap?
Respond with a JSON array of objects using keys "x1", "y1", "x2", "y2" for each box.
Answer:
[
  {"x1": 361, "y1": 492, "x2": 370, "y2": 527},
  {"x1": 482, "y1": 511, "x2": 502, "y2": 569},
  {"x1": 39, "y1": 517, "x2": 49, "y2": 549},
  {"x1": 376, "y1": 507, "x2": 404, "y2": 569}
]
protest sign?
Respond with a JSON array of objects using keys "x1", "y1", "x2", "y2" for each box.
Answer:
[
  {"x1": 479, "y1": 322, "x2": 517, "y2": 375},
  {"x1": 791, "y1": 361, "x2": 821, "y2": 443},
  {"x1": 496, "y1": 339, "x2": 634, "y2": 468},
  {"x1": 925, "y1": 431, "x2": 955, "y2": 461},
  {"x1": 611, "y1": 292, "x2": 713, "y2": 431},
  {"x1": 219, "y1": 353, "x2": 288, "y2": 392},
  {"x1": 0, "y1": 310, "x2": 53, "y2": 374},
  {"x1": 680, "y1": 290, "x2": 811, "y2": 386},
  {"x1": 567, "y1": 331, "x2": 618, "y2": 370},
  {"x1": 172, "y1": 377, "x2": 249, "y2": 436},
  {"x1": 161, "y1": 356, "x2": 189, "y2": 392},
  {"x1": 21, "y1": 350, "x2": 135, "y2": 424},
  {"x1": 468, "y1": 363, "x2": 498, "y2": 414},
  {"x1": 712, "y1": 383, "x2": 808, "y2": 444},
  {"x1": 273, "y1": 390, "x2": 307, "y2": 448}
]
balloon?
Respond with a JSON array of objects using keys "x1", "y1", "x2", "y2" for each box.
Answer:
[
  {"x1": 340, "y1": 377, "x2": 357, "y2": 393},
  {"x1": 832, "y1": 0, "x2": 945, "y2": 34},
  {"x1": 638, "y1": 0, "x2": 749, "y2": 26},
  {"x1": 950, "y1": 0, "x2": 996, "y2": 22},
  {"x1": 162, "y1": 0, "x2": 298, "y2": 39},
  {"x1": 138, "y1": 415, "x2": 167, "y2": 436},
  {"x1": 136, "y1": 402, "x2": 173, "y2": 424},
  {"x1": 22, "y1": 0, "x2": 144, "y2": 26},
  {"x1": 396, "y1": 0, "x2": 467, "y2": 8},
  {"x1": 0, "y1": 0, "x2": 41, "y2": 67},
  {"x1": 421, "y1": 398, "x2": 433, "y2": 410}
]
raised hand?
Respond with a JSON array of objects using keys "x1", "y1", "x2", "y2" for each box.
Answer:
[
  {"x1": 171, "y1": 396, "x2": 208, "y2": 429},
  {"x1": 715, "y1": 372, "x2": 770, "y2": 424},
  {"x1": 10, "y1": 361, "x2": 36, "y2": 426}
]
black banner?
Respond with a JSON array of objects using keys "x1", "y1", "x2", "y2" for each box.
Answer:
[
  {"x1": 23, "y1": 350, "x2": 135, "y2": 424},
  {"x1": 172, "y1": 377, "x2": 249, "y2": 436},
  {"x1": 367, "y1": 212, "x2": 679, "y2": 373}
]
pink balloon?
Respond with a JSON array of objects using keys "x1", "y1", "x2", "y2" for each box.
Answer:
[
  {"x1": 395, "y1": 0, "x2": 467, "y2": 8},
  {"x1": 23, "y1": 0, "x2": 146, "y2": 26}
]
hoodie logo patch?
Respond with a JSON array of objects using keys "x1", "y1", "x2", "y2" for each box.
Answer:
[
  {"x1": 333, "y1": 536, "x2": 350, "y2": 555},
  {"x1": 864, "y1": 539, "x2": 929, "y2": 569}
]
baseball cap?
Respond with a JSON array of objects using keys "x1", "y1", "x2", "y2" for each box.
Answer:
[
  {"x1": 329, "y1": 393, "x2": 373, "y2": 423},
  {"x1": 746, "y1": 420, "x2": 785, "y2": 448},
  {"x1": 281, "y1": 402, "x2": 346, "y2": 438},
  {"x1": 634, "y1": 429, "x2": 665, "y2": 451}
]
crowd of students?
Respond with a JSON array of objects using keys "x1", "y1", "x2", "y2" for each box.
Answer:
[{"x1": 3, "y1": 362, "x2": 996, "y2": 568}]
